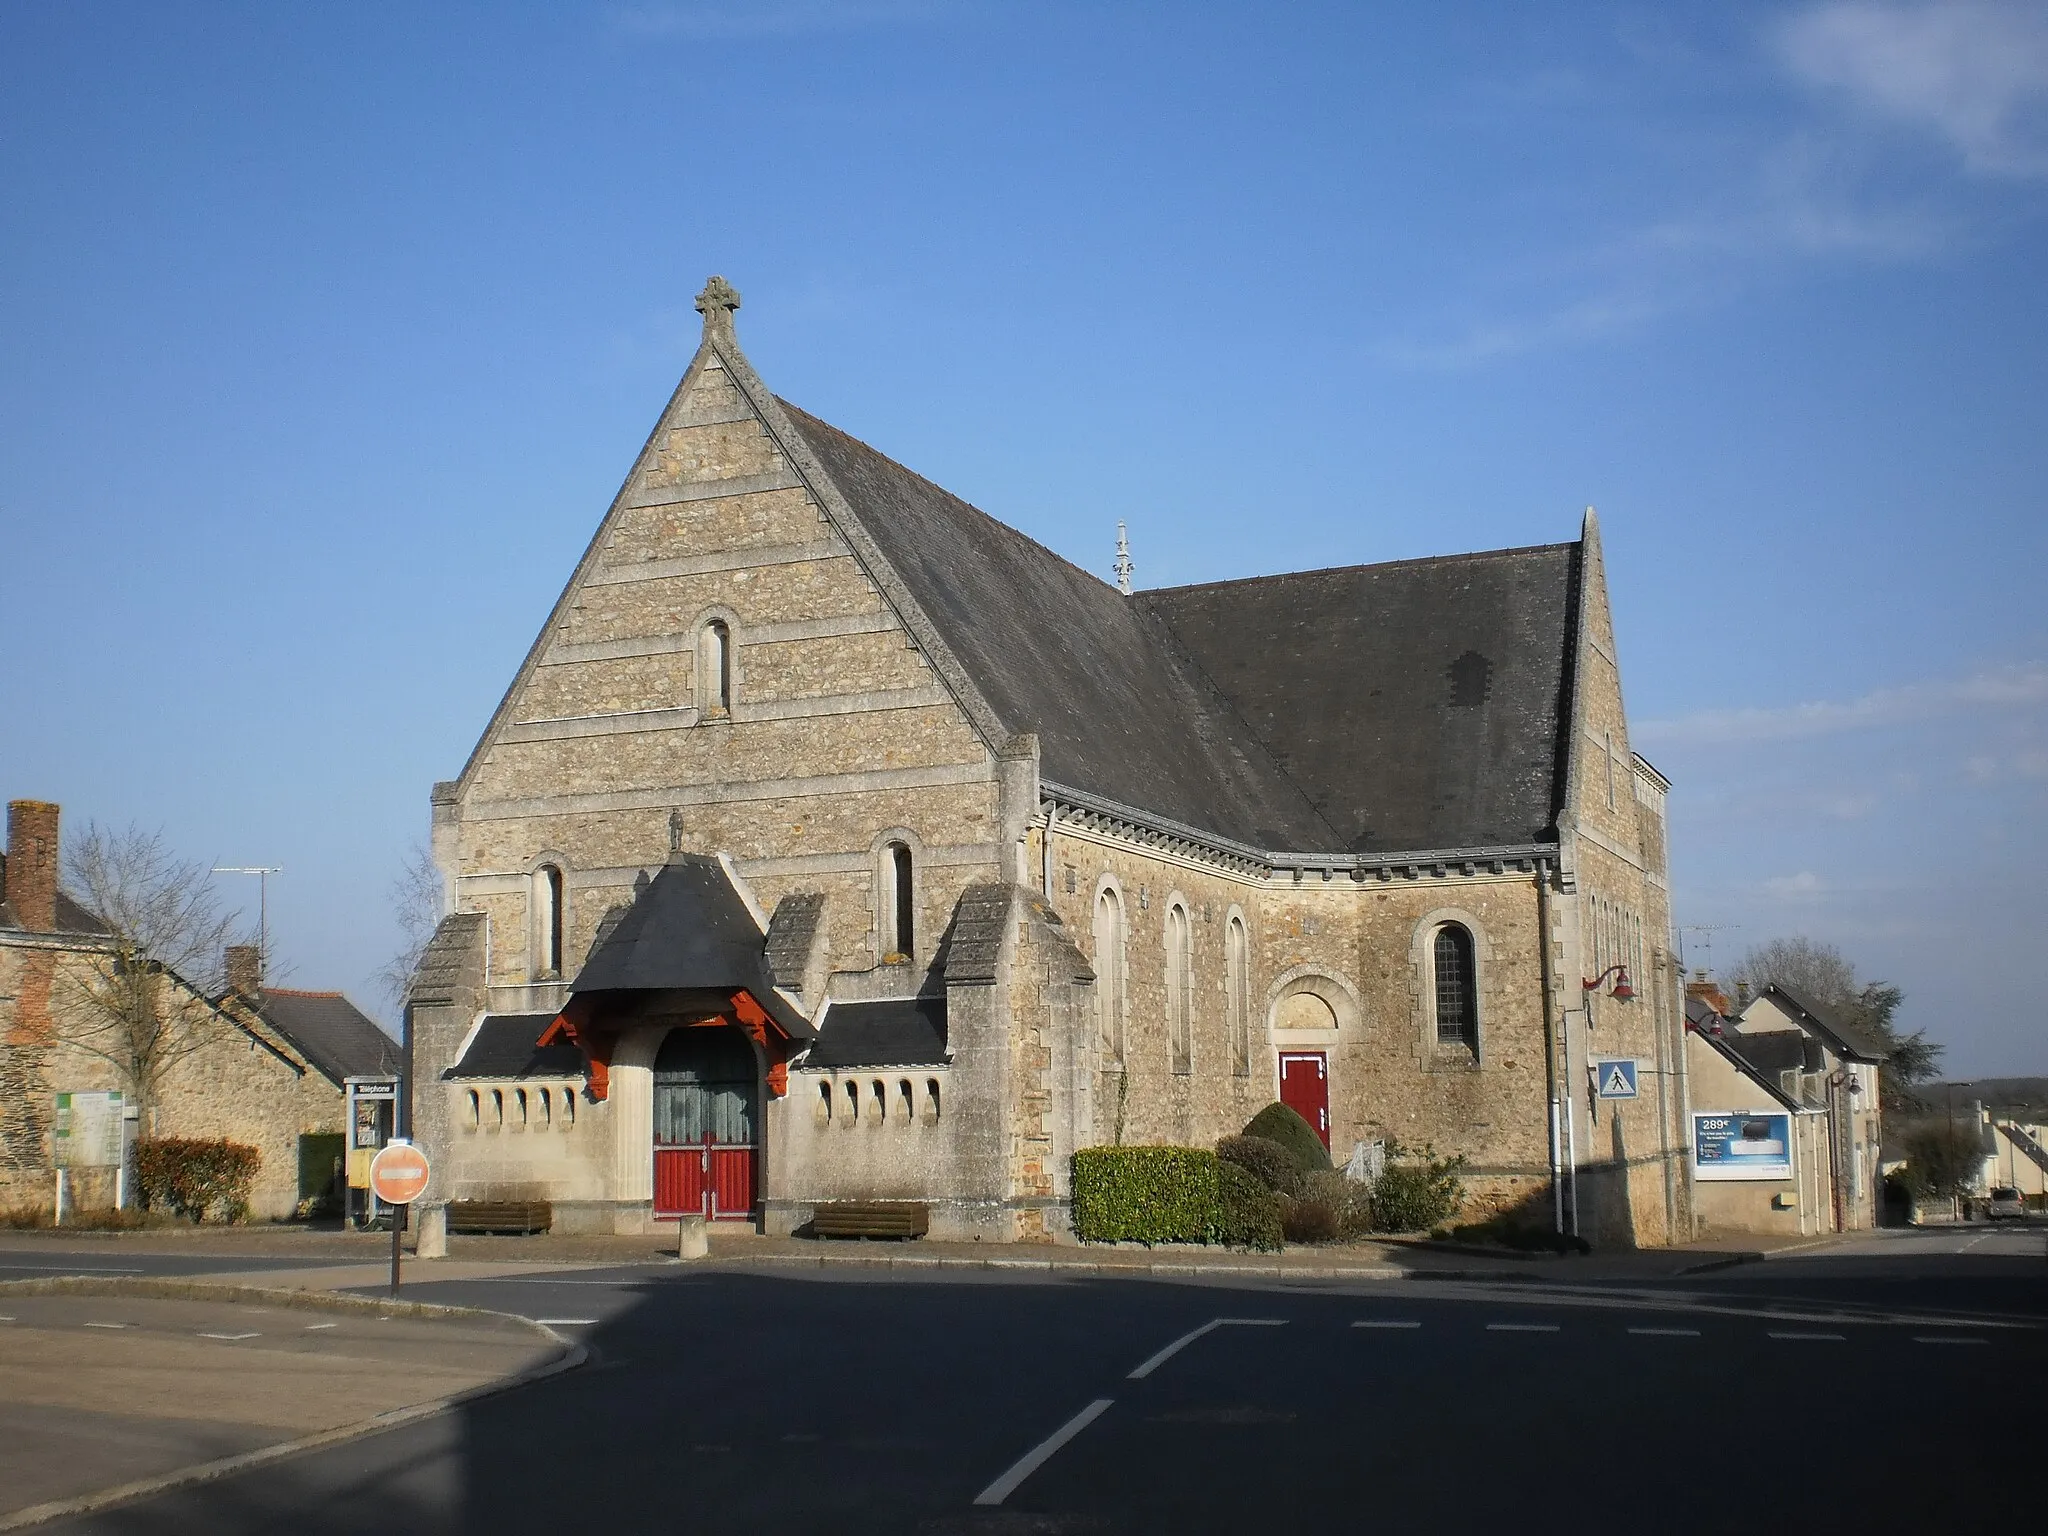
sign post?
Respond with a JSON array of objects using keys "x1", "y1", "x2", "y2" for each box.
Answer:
[{"x1": 367, "y1": 1139, "x2": 431, "y2": 1298}]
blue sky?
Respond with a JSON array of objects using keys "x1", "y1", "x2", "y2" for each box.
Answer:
[{"x1": 3, "y1": 2, "x2": 2043, "y2": 1074}]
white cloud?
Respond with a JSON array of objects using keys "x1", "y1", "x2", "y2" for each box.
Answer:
[
  {"x1": 1778, "y1": 0, "x2": 2048, "y2": 177},
  {"x1": 1637, "y1": 661, "x2": 2048, "y2": 747},
  {"x1": 1763, "y1": 870, "x2": 1827, "y2": 900}
]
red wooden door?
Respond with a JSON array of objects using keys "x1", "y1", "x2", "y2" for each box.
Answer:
[
  {"x1": 654, "y1": 1136, "x2": 756, "y2": 1220},
  {"x1": 1278, "y1": 1051, "x2": 1330, "y2": 1148}
]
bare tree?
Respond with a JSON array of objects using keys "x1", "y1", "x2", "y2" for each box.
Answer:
[
  {"x1": 1739, "y1": 934, "x2": 1942, "y2": 1110},
  {"x1": 377, "y1": 842, "x2": 445, "y2": 1013},
  {"x1": 60, "y1": 824, "x2": 245, "y2": 1119}
]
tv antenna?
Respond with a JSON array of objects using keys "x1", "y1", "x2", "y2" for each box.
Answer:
[
  {"x1": 211, "y1": 865, "x2": 282, "y2": 975},
  {"x1": 1678, "y1": 924, "x2": 1737, "y2": 976}
]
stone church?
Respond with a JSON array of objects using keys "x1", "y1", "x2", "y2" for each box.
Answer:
[{"x1": 408, "y1": 277, "x2": 1685, "y2": 1246}]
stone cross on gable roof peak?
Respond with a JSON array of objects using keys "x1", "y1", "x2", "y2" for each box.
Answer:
[{"x1": 695, "y1": 275, "x2": 741, "y2": 343}]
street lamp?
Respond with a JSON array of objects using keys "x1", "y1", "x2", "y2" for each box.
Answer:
[{"x1": 1582, "y1": 965, "x2": 1635, "y2": 1002}]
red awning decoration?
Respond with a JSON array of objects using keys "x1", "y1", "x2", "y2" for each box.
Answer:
[
  {"x1": 537, "y1": 996, "x2": 619, "y2": 1101},
  {"x1": 534, "y1": 987, "x2": 798, "y2": 1102}
]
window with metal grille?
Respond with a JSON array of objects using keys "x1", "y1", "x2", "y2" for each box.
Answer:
[{"x1": 1434, "y1": 924, "x2": 1477, "y2": 1050}]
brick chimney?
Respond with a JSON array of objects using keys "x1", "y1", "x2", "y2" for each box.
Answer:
[
  {"x1": 224, "y1": 943, "x2": 264, "y2": 998},
  {"x1": 1685, "y1": 970, "x2": 1733, "y2": 1018},
  {"x1": 4, "y1": 800, "x2": 60, "y2": 933}
]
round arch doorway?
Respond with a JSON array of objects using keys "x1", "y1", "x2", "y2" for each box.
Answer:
[{"x1": 652, "y1": 1025, "x2": 759, "y2": 1220}]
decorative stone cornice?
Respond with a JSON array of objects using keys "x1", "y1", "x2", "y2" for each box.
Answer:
[{"x1": 1040, "y1": 779, "x2": 1555, "y2": 885}]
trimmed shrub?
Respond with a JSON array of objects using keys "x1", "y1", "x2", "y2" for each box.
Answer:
[
  {"x1": 1369, "y1": 1142, "x2": 1466, "y2": 1233},
  {"x1": 1215, "y1": 1161, "x2": 1283, "y2": 1251},
  {"x1": 1281, "y1": 1168, "x2": 1374, "y2": 1244},
  {"x1": 1072, "y1": 1146, "x2": 1220, "y2": 1245},
  {"x1": 1216, "y1": 1133, "x2": 1301, "y2": 1197},
  {"x1": 134, "y1": 1138, "x2": 262, "y2": 1224},
  {"x1": 1242, "y1": 1102, "x2": 1332, "y2": 1173}
]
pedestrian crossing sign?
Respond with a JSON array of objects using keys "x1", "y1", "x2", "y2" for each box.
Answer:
[{"x1": 1593, "y1": 1059, "x2": 1640, "y2": 1099}]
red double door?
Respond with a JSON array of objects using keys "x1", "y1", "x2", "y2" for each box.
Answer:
[
  {"x1": 655, "y1": 1135, "x2": 755, "y2": 1220},
  {"x1": 1278, "y1": 1051, "x2": 1331, "y2": 1148}
]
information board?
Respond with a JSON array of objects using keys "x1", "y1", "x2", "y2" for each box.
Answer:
[
  {"x1": 1693, "y1": 1111, "x2": 1794, "y2": 1182},
  {"x1": 52, "y1": 1090, "x2": 125, "y2": 1168}
]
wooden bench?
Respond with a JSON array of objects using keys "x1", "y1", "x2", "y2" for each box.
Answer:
[
  {"x1": 810, "y1": 1201, "x2": 930, "y2": 1240},
  {"x1": 446, "y1": 1199, "x2": 552, "y2": 1235}
]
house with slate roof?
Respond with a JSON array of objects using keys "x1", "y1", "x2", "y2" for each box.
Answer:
[
  {"x1": 409, "y1": 277, "x2": 1686, "y2": 1245},
  {"x1": 2, "y1": 800, "x2": 400, "y2": 1218}
]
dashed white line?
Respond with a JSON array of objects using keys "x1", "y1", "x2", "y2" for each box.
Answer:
[
  {"x1": 1127, "y1": 1317, "x2": 1287, "y2": 1380},
  {"x1": 1487, "y1": 1323, "x2": 1560, "y2": 1333},
  {"x1": 1628, "y1": 1327, "x2": 1701, "y2": 1337},
  {"x1": 305, "y1": 1323, "x2": 338, "y2": 1331},
  {"x1": 973, "y1": 1398, "x2": 1115, "y2": 1507},
  {"x1": 1913, "y1": 1336, "x2": 1987, "y2": 1345},
  {"x1": 1768, "y1": 1331, "x2": 1845, "y2": 1341},
  {"x1": 533, "y1": 1318, "x2": 600, "y2": 1326},
  {"x1": 82, "y1": 1322, "x2": 128, "y2": 1330},
  {"x1": 1351, "y1": 1320, "x2": 1422, "y2": 1330},
  {"x1": 199, "y1": 1332, "x2": 260, "y2": 1341}
]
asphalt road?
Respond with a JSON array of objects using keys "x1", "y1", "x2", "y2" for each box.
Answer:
[{"x1": 18, "y1": 1226, "x2": 2041, "y2": 1535}]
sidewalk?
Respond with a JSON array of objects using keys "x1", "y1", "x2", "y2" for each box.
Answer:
[{"x1": 0, "y1": 1280, "x2": 574, "y2": 1530}]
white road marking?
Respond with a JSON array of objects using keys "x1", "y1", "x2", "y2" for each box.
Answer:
[
  {"x1": 1628, "y1": 1327, "x2": 1701, "y2": 1337},
  {"x1": 1768, "y1": 1331, "x2": 1845, "y2": 1341},
  {"x1": 1913, "y1": 1336, "x2": 1987, "y2": 1345},
  {"x1": 533, "y1": 1318, "x2": 600, "y2": 1326},
  {"x1": 973, "y1": 1398, "x2": 1115, "y2": 1507},
  {"x1": 1487, "y1": 1323, "x2": 1560, "y2": 1333},
  {"x1": 1127, "y1": 1317, "x2": 1288, "y2": 1380},
  {"x1": 0, "y1": 1315, "x2": 14, "y2": 1322},
  {"x1": 1351, "y1": 1320, "x2": 1422, "y2": 1329},
  {"x1": 83, "y1": 1322, "x2": 128, "y2": 1330},
  {"x1": 0, "y1": 1265, "x2": 142, "y2": 1274},
  {"x1": 199, "y1": 1332, "x2": 260, "y2": 1341},
  {"x1": 305, "y1": 1323, "x2": 338, "y2": 1331}
]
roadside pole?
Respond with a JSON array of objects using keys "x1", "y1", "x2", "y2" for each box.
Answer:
[{"x1": 367, "y1": 1140, "x2": 432, "y2": 1299}]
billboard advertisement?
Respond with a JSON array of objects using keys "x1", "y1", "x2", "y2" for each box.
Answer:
[{"x1": 1693, "y1": 1111, "x2": 1794, "y2": 1182}]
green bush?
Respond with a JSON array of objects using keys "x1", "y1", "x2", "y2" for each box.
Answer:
[
  {"x1": 1072, "y1": 1146, "x2": 1221, "y2": 1245},
  {"x1": 1215, "y1": 1161, "x2": 1283, "y2": 1251},
  {"x1": 1241, "y1": 1102, "x2": 1332, "y2": 1173},
  {"x1": 1216, "y1": 1133, "x2": 1301, "y2": 1196},
  {"x1": 134, "y1": 1138, "x2": 261, "y2": 1224},
  {"x1": 1369, "y1": 1142, "x2": 1466, "y2": 1233}
]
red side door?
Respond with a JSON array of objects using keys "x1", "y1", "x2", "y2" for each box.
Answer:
[
  {"x1": 1278, "y1": 1051, "x2": 1330, "y2": 1148},
  {"x1": 654, "y1": 1136, "x2": 756, "y2": 1220}
]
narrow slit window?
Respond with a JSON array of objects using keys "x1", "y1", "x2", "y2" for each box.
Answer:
[
  {"x1": 704, "y1": 620, "x2": 732, "y2": 714},
  {"x1": 534, "y1": 864, "x2": 565, "y2": 979},
  {"x1": 884, "y1": 842, "x2": 914, "y2": 960},
  {"x1": 1166, "y1": 903, "x2": 1193, "y2": 1074}
]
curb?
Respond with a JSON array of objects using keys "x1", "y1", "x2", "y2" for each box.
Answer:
[
  {"x1": 0, "y1": 1278, "x2": 586, "y2": 1532},
  {"x1": 690, "y1": 1250, "x2": 1563, "y2": 1283},
  {"x1": 1672, "y1": 1235, "x2": 1848, "y2": 1276}
]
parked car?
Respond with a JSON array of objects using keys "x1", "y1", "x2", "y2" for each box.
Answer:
[{"x1": 1984, "y1": 1186, "x2": 2027, "y2": 1221}]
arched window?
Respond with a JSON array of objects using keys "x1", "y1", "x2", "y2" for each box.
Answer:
[
  {"x1": 1166, "y1": 901, "x2": 1192, "y2": 1075},
  {"x1": 1433, "y1": 924, "x2": 1478, "y2": 1052},
  {"x1": 702, "y1": 619, "x2": 732, "y2": 714},
  {"x1": 559, "y1": 1085, "x2": 575, "y2": 1128},
  {"x1": 533, "y1": 863, "x2": 565, "y2": 979},
  {"x1": 1225, "y1": 915, "x2": 1250, "y2": 1076},
  {"x1": 1094, "y1": 885, "x2": 1127, "y2": 1063},
  {"x1": 882, "y1": 841, "x2": 914, "y2": 961}
]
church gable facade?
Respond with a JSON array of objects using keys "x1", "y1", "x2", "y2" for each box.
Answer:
[{"x1": 409, "y1": 277, "x2": 1686, "y2": 1248}]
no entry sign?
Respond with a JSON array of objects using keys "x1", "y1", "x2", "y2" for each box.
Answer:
[{"x1": 369, "y1": 1140, "x2": 431, "y2": 1205}]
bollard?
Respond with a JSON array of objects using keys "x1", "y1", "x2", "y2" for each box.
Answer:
[
  {"x1": 676, "y1": 1214, "x2": 709, "y2": 1260},
  {"x1": 415, "y1": 1202, "x2": 448, "y2": 1259}
]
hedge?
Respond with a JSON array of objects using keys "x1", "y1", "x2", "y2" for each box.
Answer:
[
  {"x1": 134, "y1": 1138, "x2": 261, "y2": 1224},
  {"x1": 1217, "y1": 1133, "x2": 1301, "y2": 1197},
  {"x1": 1215, "y1": 1160, "x2": 1284, "y2": 1251},
  {"x1": 1242, "y1": 1102, "x2": 1332, "y2": 1173},
  {"x1": 1071, "y1": 1146, "x2": 1220, "y2": 1245}
]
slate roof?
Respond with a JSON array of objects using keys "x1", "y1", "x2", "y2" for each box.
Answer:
[
  {"x1": 776, "y1": 401, "x2": 1580, "y2": 857},
  {"x1": 807, "y1": 996, "x2": 948, "y2": 1069},
  {"x1": 252, "y1": 989, "x2": 402, "y2": 1084},
  {"x1": 1138, "y1": 547, "x2": 1579, "y2": 854},
  {"x1": 572, "y1": 855, "x2": 814, "y2": 1039},
  {"x1": 1753, "y1": 984, "x2": 1888, "y2": 1064},
  {"x1": 446, "y1": 1013, "x2": 587, "y2": 1080},
  {"x1": 764, "y1": 892, "x2": 826, "y2": 994},
  {"x1": 1725, "y1": 1029, "x2": 1821, "y2": 1080},
  {"x1": 0, "y1": 885, "x2": 112, "y2": 938},
  {"x1": 779, "y1": 403, "x2": 1334, "y2": 851}
]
